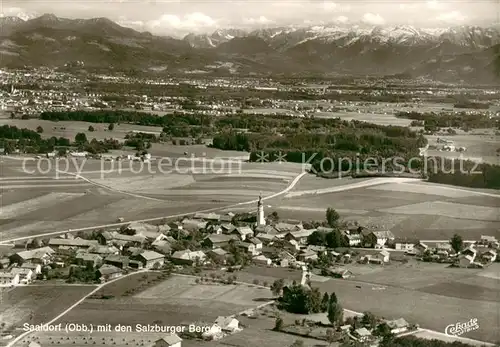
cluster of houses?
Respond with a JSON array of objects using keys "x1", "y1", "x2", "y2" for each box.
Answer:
[
  {"x1": 2, "y1": 197, "x2": 497, "y2": 287},
  {"x1": 391, "y1": 235, "x2": 499, "y2": 268},
  {"x1": 346, "y1": 318, "x2": 413, "y2": 343}
]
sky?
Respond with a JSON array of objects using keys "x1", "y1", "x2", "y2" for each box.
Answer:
[{"x1": 1, "y1": 0, "x2": 499, "y2": 37}]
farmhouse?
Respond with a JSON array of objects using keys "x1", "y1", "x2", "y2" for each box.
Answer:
[
  {"x1": 201, "y1": 324, "x2": 224, "y2": 340},
  {"x1": 363, "y1": 230, "x2": 395, "y2": 248},
  {"x1": 328, "y1": 267, "x2": 353, "y2": 279},
  {"x1": 354, "y1": 327, "x2": 372, "y2": 342},
  {"x1": 76, "y1": 253, "x2": 103, "y2": 268},
  {"x1": 0, "y1": 272, "x2": 19, "y2": 286},
  {"x1": 152, "y1": 240, "x2": 173, "y2": 255},
  {"x1": 393, "y1": 238, "x2": 417, "y2": 252},
  {"x1": 254, "y1": 225, "x2": 278, "y2": 234},
  {"x1": 387, "y1": 318, "x2": 410, "y2": 334},
  {"x1": 481, "y1": 250, "x2": 497, "y2": 263},
  {"x1": 479, "y1": 235, "x2": 498, "y2": 247},
  {"x1": 202, "y1": 235, "x2": 237, "y2": 249},
  {"x1": 207, "y1": 248, "x2": 230, "y2": 264},
  {"x1": 284, "y1": 229, "x2": 315, "y2": 244},
  {"x1": 133, "y1": 250, "x2": 165, "y2": 269},
  {"x1": 377, "y1": 250, "x2": 391, "y2": 263},
  {"x1": 48, "y1": 237, "x2": 99, "y2": 250},
  {"x1": 297, "y1": 249, "x2": 318, "y2": 262},
  {"x1": 96, "y1": 264, "x2": 123, "y2": 282},
  {"x1": 253, "y1": 254, "x2": 272, "y2": 266},
  {"x1": 233, "y1": 226, "x2": 254, "y2": 241},
  {"x1": 413, "y1": 242, "x2": 429, "y2": 256},
  {"x1": 194, "y1": 212, "x2": 221, "y2": 222},
  {"x1": 104, "y1": 255, "x2": 130, "y2": 269},
  {"x1": 220, "y1": 223, "x2": 237, "y2": 234},
  {"x1": 171, "y1": 250, "x2": 206, "y2": 265},
  {"x1": 461, "y1": 246, "x2": 477, "y2": 261},
  {"x1": 256, "y1": 233, "x2": 279, "y2": 244},
  {"x1": 149, "y1": 334, "x2": 182, "y2": 347},
  {"x1": 88, "y1": 245, "x2": 120, "y2": 256},
  {"x1": 10, "y1": 267, "x2": 35, "y2": 284},
  {"x1": 214, "y1": 316, "x2": 240, "y2": 333},
  {"x1": 20, "y1": 263, "x2": 42, "y2": 274},
  {"x1": 343, "y1": 233, "x2": 362, "y2": 247},
  {"x1": 10, "y1": 247, "x2": 55, "y2": 265},
  {"x1": 182, "y1": 219, "x2": 207, "y2": 232},
  {"x1": 274, "y1": 222, "x2": 302, "y2": 233},
  {"x1": 236, "y1": 241, "x2": 258, "y2": 256}
]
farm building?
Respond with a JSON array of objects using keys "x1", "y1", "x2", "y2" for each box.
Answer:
[
  {"x1": 104, "y1": 255, "x2": 130, "y2": 269},
  {"x1": 0, "y1": 272, "x2": 19, "y2": 287},
  {"x1": 149, "y1": 333, "x2": 182, "y2": 347},
  {"x1": 207, "y1": 248, "x2": 230, "y2": 264},
  {"x1": 10, "y1": 247, "x2": 55, "y2": 265},
  {"x1": 233, "y1": 226, "x2": 254, "y2": 241},
  {"x1": 393, "y1": 239, "x2": 418, "y2": 251},
  {"x1": 363, "y1": 230, "x2": 395, "y2": 248},
  {"x1": 171, "y1": 250, "x2": 206, "y2": 265},
  {"x1": 202, "y1": 234, "x2": 237, "y2": 249},
  {"x1": 48, "y1": 237, "x2": 98, "y2": 250},
  {"x1": 354, "y1": 327, "x2": 372, "y2": 342},
  {"x1": 387, "y1": 318, "x2": 410, "y2": 334},
  {"x1": 96, "y1": 264, "x2": 123, "y2": 282},
  {"x1": 214, "y1": 316, "x2": 240, "y2": 333},
  {"x1": 328, "y1": 267, "x2": 353, "y2": 279},
  {"x1": 133, "y1": 250, "x2": 165, "y2": 269},
  {"x1": 76, "y1": 253, "x2": 103, "y2": 268},
  {"x1": 253, "y1": 254, "x2": 272, "y2": 266}
]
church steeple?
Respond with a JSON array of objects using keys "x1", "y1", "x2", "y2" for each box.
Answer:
[{"x1": 257, "y1": 192, "x2": 265, "y2": 227}]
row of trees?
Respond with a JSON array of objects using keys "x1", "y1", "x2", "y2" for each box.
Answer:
[
  {"x1": 396, "y1": 111, "x2": 499, "y2": 130},
  {"x1": 426, "y1": 158, "x2": 500, "y2": 190}
]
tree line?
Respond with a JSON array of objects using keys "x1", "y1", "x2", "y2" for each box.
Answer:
[{"x1": 395, "y1": 111, "x2": 499, "y2": 130}]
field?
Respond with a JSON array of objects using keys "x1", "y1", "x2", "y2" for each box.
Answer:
[
  {"x1": 0, "y1": 154, "x2": 303, "y2": 241},
  {"x1": 216, "y1": 264, "x2": 500, "y2": 343},
  {"x1": 256, "y1": 178, "x2": 500, "y2": 239},
  {"x1": 15, "y1": 275, "x2": 274, "y2": 347},
  {"x1": 0, "y1": 285, "x2": 94, "y2": 344}
]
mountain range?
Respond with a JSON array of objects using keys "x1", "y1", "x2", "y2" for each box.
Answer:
[{"x1": 1, "y1": 14, "x2": 499, "y2": 83}]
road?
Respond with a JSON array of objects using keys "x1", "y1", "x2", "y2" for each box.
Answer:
[
  {"x1": 0, "y1": 171, "x2": 307, "y2": 244},
  {"x1": 5, "y1": 270, "x2": 149, "y2": 347}
]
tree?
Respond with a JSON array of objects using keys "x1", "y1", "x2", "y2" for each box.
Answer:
[
  {"x1": 327, "y1": 301, "x2": 343, "y2": 327},
  {"x1": 108, "y1": 123, "x2": 115, "y2": 131},
  {"x1": 361, "y1": 312, "x2": 377, "y2": 329},
  {"x1": 88, "y1": 125, "x2": 95, "y2": 132},
  {"x1": 321, "y1": 292, "x2": 330, "y2": 312},
  {"x1": 75, "y1": 132, "x2": 87, "y2": 144},
  {"x1": 307, "y1": 287, "x2": 323, "y2": 313},
  {"x1": 450, "y1": 234, "x2": 463, "y2": 253},
  {"x1": 329, "y1": 292, "x2": 338, "y2": 305},
  {"x1": 307, "y1": 230, "x2": 326, "y2": 246},
  {"x1": 36, "y1": 126, "x2": 44, "y2": 133},
  {"x1": 326, "y1": 208, "x2": 340, "y2": 227},
  {"x1": 325, "y1": 328, "x2": 336, "y2": 346},
  {"x1": 271, "y1": 278, "x2": 285, "y2": 297},
  {"x1": 374, "y1": 322, "x2": 392, "y2": 337},
  {"x1": 273, "y1": 317, "x2": 283, "y2": 331}
]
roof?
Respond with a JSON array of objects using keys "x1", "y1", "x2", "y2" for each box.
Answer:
[
  {"x1": 76, "y1": 253, "x2": 103, "y2": 262},
  {"x1": 275, "y1": 222, "x2": 302, "y2": 232},
  {"x1": 0, "y1": 272, "x2": 17, "y2": 278},
  {"x1": 105, "y1": 255, "x2": 129, "y2": 263},
  {"x1": 205, "y1": 234, "x2": 236, "y2": 244},
  {"x1": 287, "y1": 229, "x2": 315, "y2": 239},
  {"x1": 171, "y1": 250, "x2": 206, "y2": 260},
  {"x1": 210, "y1": 248, "x2": 229, "y2": 256},
  {"x1": 248, "y1": 237, "x2": 263, "y2": 245},
  {"x1": 194, "y1": 212, "x2": 221, "y2": 221},
  {"x1": 15, "y1": 247, "x2": 55, "y2": 260},
  {"x1": 98, "y1": 264, "x2": 122, "y2": 276},
  {"x1": 481, "y1": 235, "x2": 498, "y2": 242},
  {"x1": 235, "y1": 226, "x2": 253, "y2": 235},
  {"x1": 387, "y1": 318, "x2": 409, "y2": 329},
  {"x1": 215, "y1": 316, "x2": 238, "y2": 329},
  {"x1": 138, "y1": 250, "x2": 164, "y2": 261},
  {"x1": 157, "y1": 333, "x2": 182, "y2": 346},
  {"x1": 379, "y1": 250, "x2": 390, "y2": 257},
  {"x1": 126, "y1": 222, "x2": 158, "y2": 234},
  {"x1": 355, "y1": 327, "x2": 372, "y2": 337}
]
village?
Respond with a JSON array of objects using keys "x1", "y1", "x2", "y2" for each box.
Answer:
[{"x1": 1, "y1": 195, "x2": 498, "y2": 347}]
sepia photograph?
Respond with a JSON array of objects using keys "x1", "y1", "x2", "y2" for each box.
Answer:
[{"x1": 0, "y1": 0, "x2": 499, "y2": 347}]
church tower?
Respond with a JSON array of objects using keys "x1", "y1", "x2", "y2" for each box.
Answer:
[{"x1": 257, "y1": 193, "x2": 265, "y2": 226}]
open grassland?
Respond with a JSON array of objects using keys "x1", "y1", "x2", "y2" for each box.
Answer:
[
  {"x1": 51, "y1": 275, "x2": 271, "y2": 344},
  {"x1": 0, "y1": 285, "x2": 94, "y2": 337}
]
